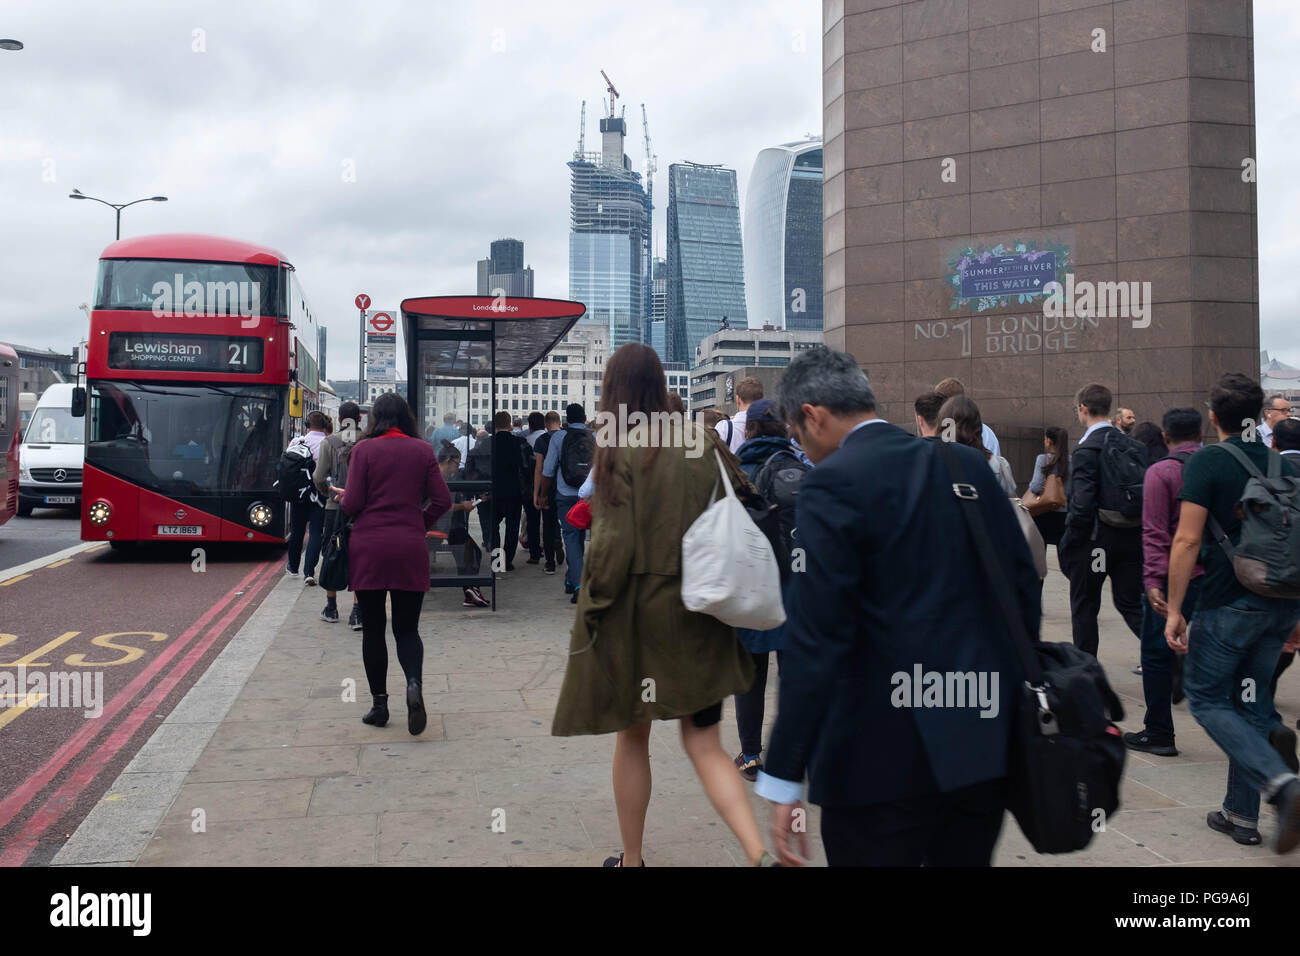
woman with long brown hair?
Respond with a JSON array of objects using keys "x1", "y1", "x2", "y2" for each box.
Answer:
[
  {"x1": 552, "y1": 343, "x2": 772, "y2": 867},
  {"x1": 938, "y1": 394, "x2": 1016, "y2": 495}
]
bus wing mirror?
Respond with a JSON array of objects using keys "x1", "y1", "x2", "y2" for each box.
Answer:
[{"x1": 71, "y1": 386, "x2": 87, "y2": 418}]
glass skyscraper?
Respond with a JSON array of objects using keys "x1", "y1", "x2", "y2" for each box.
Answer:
[
  {"x1": 477, "y1": 238, "x2": 534, "y2": 297},
  {"x1": 665, "y1": 162, "x2": 747, "y2": 365},
  {"x1": 568, "y1": 116, "x2": 651, "y2": 350},
  {"x1": 743, "y1": 138, "x2": 823, "y2": 332}
]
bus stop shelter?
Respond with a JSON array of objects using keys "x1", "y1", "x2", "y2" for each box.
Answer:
[{"x1": 401, "y1": 295, "x2": 586, "y2": 608}]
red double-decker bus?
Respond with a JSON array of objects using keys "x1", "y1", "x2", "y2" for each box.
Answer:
[
  {"x1": 0, "y1": 343, "x2": 19, "y2": 527},
  {"x1": 80, "y1": 234, "x2": 321, "y2": 546}
]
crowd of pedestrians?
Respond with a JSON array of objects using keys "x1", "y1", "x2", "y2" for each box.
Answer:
[{"x1": 282, "y1": 347, "x2": 1300, "y2": 866}]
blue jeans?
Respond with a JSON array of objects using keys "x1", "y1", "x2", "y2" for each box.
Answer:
[
  {"x1": 1185, "y1": 593, "x2": 1300, "y2": 827},
  {"x1": 556, "y1": 495, "x2": 585, "y2": 591},
  {"x1": 1140, "y1": 576, "x2": 1202, "y2": 738}
]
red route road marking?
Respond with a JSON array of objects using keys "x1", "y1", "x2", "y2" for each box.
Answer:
[
  {"x1": 0, "y1": 558, "x2": 282, "y2": 866},
  {"x1": 0, "y1": 558, "x2": 279, "y2": 854}
]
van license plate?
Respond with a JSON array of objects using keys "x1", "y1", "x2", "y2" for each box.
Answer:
[
  {"x1": 157, "y1": 525, "x2": 202, "y2": 535},
  {"x1": 43, "y1": 496, "x2": 76, "y2": 505}
]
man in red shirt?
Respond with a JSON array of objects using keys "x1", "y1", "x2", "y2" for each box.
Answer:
[{"x1": 1126, "y1": 408, "x2": 1204, "y2": 757}]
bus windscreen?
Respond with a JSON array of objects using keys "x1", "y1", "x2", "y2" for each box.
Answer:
[{"x1": 94, "y1": 259, "x2": 284, "y2": 318}]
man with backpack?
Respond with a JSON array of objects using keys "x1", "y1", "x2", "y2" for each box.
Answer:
[
  {"x1": 1166, "y1": 373, "x2": 1300, "y2": 852},
  {"x1": 1126, "y1": 408, "x2": 1205, "y2": 757},
  {"x1": 1059, "y1": 383, "x2": 1147, "y2": 656},
  {"x1": 730, "y1": 399, "x2": 809, "y2": 781},
  {"x1": 532, "y1": 411, "x2": 565, "y2": 575},
  {"x1": 279, "y1": 410, "x2": 329, "y2": 584},
  {"x1": 487, "y1": 411, "x2": 527, "y2": 572},
  {"x1": 541, "y1": 403, "x2": 594, "y2": 604}
]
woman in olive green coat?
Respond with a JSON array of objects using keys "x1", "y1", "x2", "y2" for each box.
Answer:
[{"x1": 552, "y1": 343, "x2": 767, "y2": 867}]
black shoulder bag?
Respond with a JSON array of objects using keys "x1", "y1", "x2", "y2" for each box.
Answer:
[
  {"x1": 937, "y1": 440, "x2": 1127, "y2": 854},
  {"x1": 318, "y1": 512, "x2": 352, "y2": 592}
]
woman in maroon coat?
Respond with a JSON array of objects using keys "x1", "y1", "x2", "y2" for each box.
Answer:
[{"x1": 340, "y1": 393, "x2": 451, "y2": 734}]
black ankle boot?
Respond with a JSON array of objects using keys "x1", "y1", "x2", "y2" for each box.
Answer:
[
  {"x1": 362, "y1": 694, "x2": 389, "y2": 727},
  {"x1": 406, "y1": 678, "x2": 426, "y2": 736}
]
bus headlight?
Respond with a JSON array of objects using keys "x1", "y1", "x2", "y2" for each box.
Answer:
[
  {"x1": 248, "y1": 502, "x2": 274, "y2": 528},
  {"x1": 88, "y1": 500, "x2": 112, "y2": 525}
]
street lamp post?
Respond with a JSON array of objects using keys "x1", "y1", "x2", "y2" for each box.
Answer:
[{"x1": 68, "y1": 189, "x2": 168, "y2": 239}]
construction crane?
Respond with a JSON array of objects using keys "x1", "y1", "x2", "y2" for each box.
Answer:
[
  {"x1": 641, "y1": 103, "x2": 658, "y2": 259},
  {"x1": 577, "y1": 99, "x2": 586, "y2": 156},
  {"x1": 641, "y1": 103, "x2": 657, "y2": 204},
  {"x1": 600, "y1": 69, "x2": 619, "y2": 117}
]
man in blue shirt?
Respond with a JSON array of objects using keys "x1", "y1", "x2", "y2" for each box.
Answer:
[
  {"x1": 430, "y1": 412, "x2": 460, "y2": 450},
  {"x1": 540, "y1": 404, "x2": 591, "y2": 604}
]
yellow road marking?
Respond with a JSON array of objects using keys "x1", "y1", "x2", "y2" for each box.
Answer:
[
  {"x1": 44, "y1": 558, "x2": 74, "y2": 569},
  {"x1": 86, "y1": 544, "x2": 108, "y2": 552},
  {"x1": 0, "y1": 693, "x2": 48, "y2": 731},
  {"x1": 0, "y1": 631, "x2": 81, "y2": 667},
  {"x1": 0, "y1": 574, "x2": 30, "y2": 587}
]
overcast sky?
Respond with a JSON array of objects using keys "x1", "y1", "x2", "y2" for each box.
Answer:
[{"x1": 0, "y1": 0, "x2": 1295, "y2": 374}]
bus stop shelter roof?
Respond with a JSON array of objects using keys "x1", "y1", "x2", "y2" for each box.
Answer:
[{"x1": 401, "y1": 296, "x2": 587, "y2": 379}]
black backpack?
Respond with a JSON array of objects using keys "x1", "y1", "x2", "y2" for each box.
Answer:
[
  {"x1": 749, "y1": 448, "x2": 810, "y2": 580},
  {"x1": 274, "y1": 442, "x2": 315, "y2": 504},
  {"x1": 518, "y1": 436, "x2": 536, "y2": 498},
  {"x1": 559, "y1": 426, "x2": 595, "y2": 488},
  {"x1": 1096, "y1": 428, "x2": 1149, "y2": 528}
]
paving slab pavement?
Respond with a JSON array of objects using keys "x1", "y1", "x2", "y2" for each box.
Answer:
[{"x1": 52, "y1": 549, "x2": 1300, "y2": 867}]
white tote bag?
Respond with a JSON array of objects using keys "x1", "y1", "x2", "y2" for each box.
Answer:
[{"x1": 681, "y1": 449, "x2": 787, "y2": 630}]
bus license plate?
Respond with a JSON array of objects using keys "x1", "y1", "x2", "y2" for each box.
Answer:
[
  {"x1": 157, "y1": 525, "x2": 203, "y2": 536},
  {"x1": 43, "y1": 496, "x2": 76, "y2": 505}
]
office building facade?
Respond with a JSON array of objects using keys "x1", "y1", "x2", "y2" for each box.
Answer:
[
  {"x1": 476, "y1": 238, "x2": 535, "y2": 298},
  {"x1": 568, "y1": 115, "x2": 651, "y2": 351},
  {"x1": 665, "y1": 163, "x2": 747, "y2": 365},
  {"x1": 744, "y1": 138, "x2": 824, "y2": 332}
]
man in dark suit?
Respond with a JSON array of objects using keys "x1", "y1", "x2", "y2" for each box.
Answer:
[
  {"x1": 1059, "y1": 383, "x2": 1146, "y2": 657},
  {"x1": 756, "y1": 349, "x2": 1041, "y2": 867}
]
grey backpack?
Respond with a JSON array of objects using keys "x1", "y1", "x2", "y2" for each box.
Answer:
[{"x1": 1206, "y1": 442, "x2": 1300, "y2": 599}]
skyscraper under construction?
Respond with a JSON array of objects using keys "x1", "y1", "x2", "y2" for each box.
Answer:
[{"x1": 568, "y1": 77, "x2": 652, "y2": 351}]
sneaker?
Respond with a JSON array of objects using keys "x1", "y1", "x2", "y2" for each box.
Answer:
[
  {"x1": 285, "y1": 567, "x2": 300, "y2": 577},
  {"x1": 348, "y1": 604, "x2": 362, "y2": 631},
  {"x1": 304, "y1": 575, "x2": 317, "y2": 587},
  {"x1": 505, "y1": 562, "x2": 515, "y2": 572},
  {"x1": 463, "y1": 589, "x2": 479, "y2": 607},
  {"x1": 526, "y1": 556, "x2": 540, "y2": 565},
  {"x1": 1206, "y1": 809, "x2": 1262, "y2": 846},
  {"x1": 320, "y1": 602, "x2": 339, "y2": 623},
  {"x1": 734, "y1": 752, "x2": 761, "y2": 782},
  {"x1": 1273, "y1": 778, "x2": 1300, "y2": 853},
  {"x1": 469, "y1": 587, "x2": 490, "y2": 607},
  {"x1": 544, "y1": 562, "x2": 556, "y2": 575},
  {"x1": 564, "y1": 578, "x2": 575, "y2": 595},
  {"x1": 1271, "y1": 725, "x2": 1300, "y2": 775},
  {"x1": 1123, "y1": 730, "x2": 1178, "y2": 757}
]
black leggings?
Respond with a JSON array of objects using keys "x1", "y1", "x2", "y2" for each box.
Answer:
[{"x1": 355, "y1": 590, "x2": 425, "y2": 697}]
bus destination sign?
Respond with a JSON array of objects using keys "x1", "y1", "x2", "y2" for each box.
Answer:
[{"x1": 107, "y1": 333, "x2": 265, "y2": 374}]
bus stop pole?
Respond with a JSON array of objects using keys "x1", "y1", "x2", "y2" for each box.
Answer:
[{"x1": 358, "y1": 308, "x2": 366, "y2": 407}]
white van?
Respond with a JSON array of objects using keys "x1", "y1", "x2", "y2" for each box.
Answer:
[{"x1": 18, "y1": 382, "x2": 84, "y2": 515}]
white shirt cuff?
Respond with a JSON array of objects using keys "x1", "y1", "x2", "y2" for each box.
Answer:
[{"x1": 754, "y1": 769, "x2": 804, "y2": 804}]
